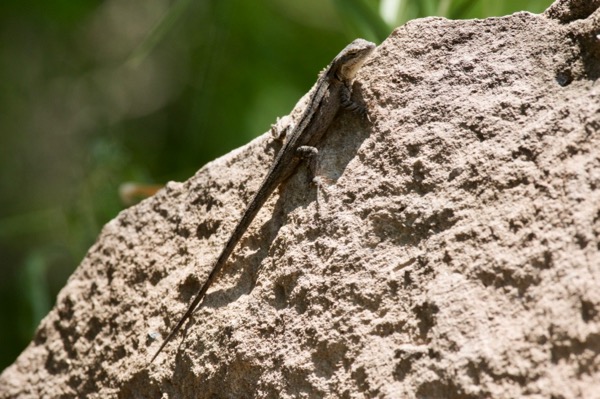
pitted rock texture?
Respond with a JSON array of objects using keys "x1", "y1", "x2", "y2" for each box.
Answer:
[{"x1": 2, "y1": 1, "x2": 600, "y2": 398}]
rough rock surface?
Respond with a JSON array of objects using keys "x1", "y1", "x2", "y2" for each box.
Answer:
[{"x1": 2, "y1": 1, "x2": 600, "y2": 398}]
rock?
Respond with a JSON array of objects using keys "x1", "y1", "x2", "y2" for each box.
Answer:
[{"x1": 2, "y1": 1, "x2": 600, "y2": 397}]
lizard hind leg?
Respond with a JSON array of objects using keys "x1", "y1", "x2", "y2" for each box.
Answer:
[
  {"x1": 296, "y1": 145, "x2": 333, "y2": 213},
  {"x1": 296, "y1": 145, "x2": 320, "y2": 184},
  {"x1": 270, "y1": 116, "x2": 293, "y2": 142}
]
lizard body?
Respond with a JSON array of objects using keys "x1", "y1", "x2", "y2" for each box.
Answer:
[{"x1": 150, "y1": 38, "x2": 375, "y2": 363}]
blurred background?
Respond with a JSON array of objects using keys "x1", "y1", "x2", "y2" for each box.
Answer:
[{"x1": 0, "y1": 0, "x2": 552, "y2": 370}]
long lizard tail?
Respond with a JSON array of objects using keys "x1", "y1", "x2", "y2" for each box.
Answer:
[{"x1": 149, "y1": 277, "x2": 212, "y2": 363}]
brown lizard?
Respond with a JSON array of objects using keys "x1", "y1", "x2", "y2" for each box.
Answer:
[{"x1": 150, "y1": 38, "x2": 376, "y2": 363}]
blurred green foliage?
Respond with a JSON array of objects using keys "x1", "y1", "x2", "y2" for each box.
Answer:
[{"x1": 0, "y1": 0, "x2": 552, "y2": 371}]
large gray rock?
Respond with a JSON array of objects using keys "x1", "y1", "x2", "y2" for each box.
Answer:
[{"x1": 2, "y1": 1, "x2": 600, "y2": 397}]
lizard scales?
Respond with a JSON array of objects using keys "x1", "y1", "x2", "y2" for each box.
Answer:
[{"x1": 151, "y1": 38, "x2": 375, "y2": 363}]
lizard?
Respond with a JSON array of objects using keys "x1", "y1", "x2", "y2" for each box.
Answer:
[{"x1": 150, "y1": 38, "x2": 376, "y2": 363}]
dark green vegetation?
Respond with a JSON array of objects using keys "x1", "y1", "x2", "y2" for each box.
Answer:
[{"x1": 0, "y1": 0, "x2": 552, "y2": 371}]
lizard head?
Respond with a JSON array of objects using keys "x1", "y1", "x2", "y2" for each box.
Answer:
[{"x1": 334, "y1": 38, "x2": 376, "y2": 81}]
